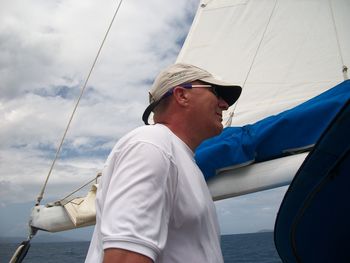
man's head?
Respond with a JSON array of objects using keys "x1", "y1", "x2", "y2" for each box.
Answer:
[
  {"x1": 142, "y1": 63, "x2": 242, "y2": 149},
  {"x1": 142, "y1": 63, "x2": 242, "y2": 124}
]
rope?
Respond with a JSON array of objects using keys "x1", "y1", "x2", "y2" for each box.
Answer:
[
  {"x1": 328, "y1": 0, "x2": 348, "y2": 80},
  {"x1": 225, "y1": 0, "x2": 279, "y2": 127},
  {"x1": 36, "y1": 0, "x2": 124, "y2": 205},
  {"x1": 59, "y1": 173, "x2": 101, "y2": 203}
]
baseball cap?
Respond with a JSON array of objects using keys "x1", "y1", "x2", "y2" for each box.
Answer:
[{"x1": 142, "y1": 63, "x2": 242, "y2": 124}]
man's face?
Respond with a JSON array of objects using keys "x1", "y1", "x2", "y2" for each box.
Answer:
[{"x1": 187, "y1": 81, "x2": 229, "y2": 140}]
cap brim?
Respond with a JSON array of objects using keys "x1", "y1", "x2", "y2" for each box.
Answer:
[
  {"x1": 200, "y1": 76, "x2": 242, "y2": 106},
  {"x1": 215, "y1": 85, "x2": 242, "y2": 106},
  {"x1": 142, "y1": 101, "x2": 158, "y2": 125}
]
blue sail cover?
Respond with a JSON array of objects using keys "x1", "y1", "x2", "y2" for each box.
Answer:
[
  {"x1": 195, "y1": 80, "x2": 350, "y2": 180},
  {"x1": 274, "y1": 97, "x2": 350, "y2": 263}
]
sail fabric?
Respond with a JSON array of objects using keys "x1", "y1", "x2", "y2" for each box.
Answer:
[
  {"x1": 196, "y1": 80, "x2": 350, "y2": 180},
  {"x1": 62, "y1": 184, "x2": 97, "y2": 227},
  {"x1": 177, "y1": 0, "x2": 350, "y2": 126}
]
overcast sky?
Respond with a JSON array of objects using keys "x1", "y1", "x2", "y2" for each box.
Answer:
[{"x1": 0, "y1": 0, "x2": 287, "y2": 240}]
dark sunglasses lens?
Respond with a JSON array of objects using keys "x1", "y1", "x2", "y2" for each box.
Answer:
[{"x1": 211, "y1": 87, "x2": 219, "y2": 97}]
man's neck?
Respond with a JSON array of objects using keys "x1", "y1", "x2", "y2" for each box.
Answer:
[{"x1": 161, "y1": 122, "x2": 202, "y2": 152}]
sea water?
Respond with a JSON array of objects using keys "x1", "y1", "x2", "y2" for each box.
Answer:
[
  {"x1": 0, "y1": 232, "x2": 281, "y2": 263},
  {"x1": 221, "y1": 232, "x2": 281, "y2": 263}
]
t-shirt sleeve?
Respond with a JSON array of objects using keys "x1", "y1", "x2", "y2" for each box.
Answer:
[{"x1": 100, "y1": 141, "x2": 176, "y2": 261}]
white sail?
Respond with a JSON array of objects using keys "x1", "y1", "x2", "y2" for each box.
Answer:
[
  {"x1": 177, "y1": 0, "x2": 350, "y2": 199},
  {"x1": 178, "y1": 0, "x2": 349, "y2": 125}
]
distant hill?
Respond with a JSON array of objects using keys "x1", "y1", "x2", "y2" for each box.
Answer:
[
  {"x1": 221, "y1": 231, "x2": 274, "y2": 238},
  {"x1": 257, "y1": 229, "x2": 273, "y2": 233}
]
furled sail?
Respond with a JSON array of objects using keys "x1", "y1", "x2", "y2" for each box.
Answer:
[
  {"x1": 197, "y1": 80, "x2": 350, "y2": 180},
  {"x1": 30, "y1": 184, "x2": 98, "y2": 232},
  {"x1": 62, "y1": 184, "x2": 98, "y2": 227},
  {"x1": 177, "y1": 0, "x2": 350, "y2": 199}
]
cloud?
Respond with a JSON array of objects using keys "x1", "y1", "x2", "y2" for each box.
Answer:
[
  {"x1": 0, "y1": 0, "x2": 293, "y2": 238},
  {"x1": 0, "y1": 27, "x2": 59, "y2": 99},
  {"x1": 0, "y1": 0, "x2": 199, "y2": 206}
]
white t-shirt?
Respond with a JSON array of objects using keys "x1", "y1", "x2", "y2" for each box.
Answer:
[{"x1": 85, "y1": 124, "x2": 223, "y2": 263}]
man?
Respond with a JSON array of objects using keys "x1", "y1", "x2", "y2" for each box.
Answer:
[{"x1": 85, "y1": 63, "x2": 242, "y2": 263}]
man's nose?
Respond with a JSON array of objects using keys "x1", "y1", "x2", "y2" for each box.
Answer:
[{"x1": 218, "y1": 97, "x2": 229, "y2": 110}]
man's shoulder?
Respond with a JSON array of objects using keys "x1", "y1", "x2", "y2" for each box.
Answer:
[
  {"x1": 128, "y1": 124, "x2": 170, "y2": 140},
  {"x1": 117, "y1": 124, "x2": 172, "y2": 149}
]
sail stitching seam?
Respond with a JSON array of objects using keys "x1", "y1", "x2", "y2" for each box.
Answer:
[
  {"x1": 328, "y1": 0, "x2": 348, "y2": 80},
  {"x1": 226, "y1": 0, "x2": 279, "y2": 126}
]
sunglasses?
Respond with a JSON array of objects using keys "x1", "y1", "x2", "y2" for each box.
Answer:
[{"x1": 161, "y1": 84, "x2": 219, "y2": 100}]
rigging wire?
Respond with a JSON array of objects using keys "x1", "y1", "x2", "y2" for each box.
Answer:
[
  {"x1": 11, "y1": 1, "x2": 124, "y2": 258},
  {"x1": 59, "y1": 173, "x2": 101, "y2": 204},
  {"x1": 36, "y1": 0, "x2": 124, "y2": 206},
  {"x1": 328, "y1": 0, "x2": 348, "y2": 80},
  {"x1": 225, "y1": 0, "x2": 279, "y2": 127}
]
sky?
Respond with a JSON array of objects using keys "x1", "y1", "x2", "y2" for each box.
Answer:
[{"x1": 0, "y1": 0, "x2": 288, "y2": 240}]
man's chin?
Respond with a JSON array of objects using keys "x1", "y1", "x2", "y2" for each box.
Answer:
[{"x1": 211, "y1": 124, "x2": 224, "y2": 137}]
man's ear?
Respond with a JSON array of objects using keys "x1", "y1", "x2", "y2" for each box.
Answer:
[{"x1": 172, "y1": 86, "x2": 189, "y2": 106}]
